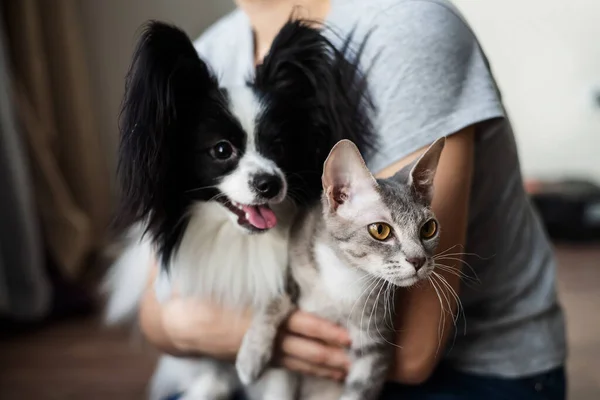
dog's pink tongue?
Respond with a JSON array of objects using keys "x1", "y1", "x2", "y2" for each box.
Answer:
[{"x1": 242, "y1": 205, "x2": 277, "y2": 229}]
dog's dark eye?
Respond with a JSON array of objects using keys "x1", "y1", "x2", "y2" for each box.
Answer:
[{"x1": 210, "y1": 141, "x2": 234, "y2": 160}]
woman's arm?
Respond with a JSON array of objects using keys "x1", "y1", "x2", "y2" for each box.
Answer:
[
  {"x1": 138, "y1": 260, "x2": 250, "y2": 359},
  {"x1": 138, "y1": 261, "x2": 351, "y2": 379},
  {"x1": 376, "y1": 127, "x2": 475, "y2": 384},
  {"x1": 138, "y1": 126, "x2": 473, "y2": 383}
]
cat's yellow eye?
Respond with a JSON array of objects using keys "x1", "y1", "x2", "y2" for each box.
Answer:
[
  {"x1": 420, "y1": 219, "x2": 438, "y2": 239},
  {"x1": 368, "y1": 223, "x2": 392, "y2": 241}
]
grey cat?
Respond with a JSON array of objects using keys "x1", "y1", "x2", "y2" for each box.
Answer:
[{"x1": 236, "y1": 137, "x2": 446, "y2": 400}]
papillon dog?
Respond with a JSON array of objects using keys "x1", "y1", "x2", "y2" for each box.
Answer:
[{"x1": 104, "y1": 19, "x2": 375, "y2": 400}]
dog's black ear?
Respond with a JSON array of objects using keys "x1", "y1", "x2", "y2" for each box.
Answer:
[
  {"x1": 255, "y1": 20, "x2": 377, "y2": 164},
  {"x1": 116, "y1": 21, "x2": 217, "y2": 245},
  {"x1": 325, "y1": 28, "x2": 377, "y2": 160},
  {"x1": 254, "y1": 20, "x2": 332, "y2": 98}
]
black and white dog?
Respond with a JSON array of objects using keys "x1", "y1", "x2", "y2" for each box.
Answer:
[{"x1": 104, "y1": 20, "x2": 375, "y2": 400}]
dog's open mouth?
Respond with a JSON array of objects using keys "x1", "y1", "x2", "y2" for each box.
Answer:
[{"x1": 217, "y1": 197, "x2": 277, "y2": 231}]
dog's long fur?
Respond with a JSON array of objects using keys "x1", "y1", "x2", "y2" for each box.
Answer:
[{"x1": 104, "y1": 20, "x2": 376, "y2": 399}]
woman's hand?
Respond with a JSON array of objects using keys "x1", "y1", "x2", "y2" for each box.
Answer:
[
  {"x1": 140, "y1": 259, "x2": 351, "y2": 380},
  {"x1": 160, "y1": 297, "x2": 252, "y2": 359},
  {"x1": 139, "y1": 261, "x2": 251, "y2": 360},
  {"x1": 159, "y1": 300, "x2": 352, "y2": 380},
  {"x1": 274, "y1": 310, "x2": 351, "y2": 381}
]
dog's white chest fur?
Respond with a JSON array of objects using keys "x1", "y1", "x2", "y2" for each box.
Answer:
[{"x1": 164, "y1": 202, "x2": 290, "y2": 308}]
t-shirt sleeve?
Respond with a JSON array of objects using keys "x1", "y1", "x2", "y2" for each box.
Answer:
[
  {"x1": 192, "y1": 10, "x2": 238, "y2": 60},
  {"x1": 364, "y1": 1, "x2": 505, "y2": 172}
]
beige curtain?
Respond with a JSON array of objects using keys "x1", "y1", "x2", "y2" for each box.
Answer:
[{"x1": 2, "y1": 0, "x2": 111, "y2": 279}]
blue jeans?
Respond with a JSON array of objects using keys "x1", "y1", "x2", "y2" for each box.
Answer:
[
  {"x1": 166, "y1": 364, "x2": 566, "y2": 400},
  {"x1": 379, "y1": 364, "x2": 566, "y2": 400}
]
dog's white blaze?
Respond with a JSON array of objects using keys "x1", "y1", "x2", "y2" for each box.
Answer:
[
  {"x1": 228, "y1": 86, "x2": 261, "y2": 147},
  {"x1": 218, "y1": 151, "x2": 284, "y2": 206},
  {"x1": 217, "y1": 86, "x2": 286, "y2": 205}
]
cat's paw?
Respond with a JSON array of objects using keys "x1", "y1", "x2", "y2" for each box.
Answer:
[
  {"x1": 236, "y1": 314, "x2": 282, "y2": 385},
  {"x1": 236, "y1": 328, "x2": 275, "y2": 385},
  {"x1": 235, "y1": 347, "x2": 268, "y2": 385}
]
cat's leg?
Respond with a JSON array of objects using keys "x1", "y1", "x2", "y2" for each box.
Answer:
[
  {"x1": 338, "y1": 340, "x2": 393, "y2": 400},
  {"x1": 301, "y1": 376, "x2": 343, "y2": 400},
  {"x1": 149, "y1": 356, "x2": 237, "y2": 400},
  {"x1": 235, "y1": 294, "x2": 295, "y2": 385},
  {"x1": 180, "y1": 362, "x2": 239, "y2": 400},
  {"x1": 149, "y1": 356, "x2": 197, "y2": 400},
  {"x1": 246, "y1": 368, "x2": 299, "y2": 400}
]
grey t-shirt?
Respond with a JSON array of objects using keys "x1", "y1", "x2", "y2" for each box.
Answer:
[{"x1": 194, "y1": 0, "x2": 566, "y2": 378}]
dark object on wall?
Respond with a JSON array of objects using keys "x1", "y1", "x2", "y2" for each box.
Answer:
[{"x1": 528, "y1": 179, "x2": 600, "y2": 242}]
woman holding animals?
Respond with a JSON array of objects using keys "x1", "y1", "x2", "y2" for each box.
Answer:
[{"x1": 138, "y1": 1, "x2": 567, "y2": 399}]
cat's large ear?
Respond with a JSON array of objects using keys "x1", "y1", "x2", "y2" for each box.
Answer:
[
  {"x1": 322, "y1": 139, "x2": 377, "y2": 212},
  {"x1": 399, "y1": 137, "x2": 446, "y2": 205},
  {"x1": 116, "y1": 20, "x2": 218, "y2": 238}
]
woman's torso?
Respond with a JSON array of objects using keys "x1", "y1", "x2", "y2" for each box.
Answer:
[{"x1": 192, "y1": 0, "x2": 566, "y2": 378}]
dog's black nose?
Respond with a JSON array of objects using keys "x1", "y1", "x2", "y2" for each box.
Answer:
[{"x1": 253, "y1": 174, "x2": 282, "y2": 199}]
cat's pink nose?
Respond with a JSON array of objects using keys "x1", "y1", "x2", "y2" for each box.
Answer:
[{"x1": 406, "y1": 257, "x2": 426, "y2": 271}]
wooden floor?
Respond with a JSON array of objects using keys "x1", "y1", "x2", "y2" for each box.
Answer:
[
  {"x1": 0, "y1": 245, "x2": 598, "y2": 399},
  {"x1": 554, "y1": 245, "x2": 600, "y2": 399}
]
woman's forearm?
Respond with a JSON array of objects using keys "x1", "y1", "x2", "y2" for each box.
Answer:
[
  {"x1": 138, "y1": 277, "x2": 188, "y2": 357},
  {"x1": 137, "y1": 263, "x2": 190, "y2": 356},
  {"x1": 378, "y1": 128, "x2": 475, "y2": 384},
  {"x1": 137, "y1": 262, "x2": 250, "y2": 360}
]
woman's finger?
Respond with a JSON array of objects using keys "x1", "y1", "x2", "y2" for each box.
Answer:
[
  {"x1": 278, "y1": 333, "x2": 350, "y2": 371},
  {"x1": 285, "y1": 310, "x2": 351, "y2": 347},
  {"x1": 278, "y1": 355, "x2": 346, "y2": 381}
]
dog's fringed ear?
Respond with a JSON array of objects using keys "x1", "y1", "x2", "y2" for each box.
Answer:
[
  {"x1": 254, "y1": 20, "x2": 331, "y2": 99},
  {"x1": 116, "y1": 21, "x2": 218, "y2": 238},
  {"x1": 327, "y1": 28, "x2": 377, "y2": 160},
  {"x1": 254, "y1": 20, "x2": 377, "y2": 161}
]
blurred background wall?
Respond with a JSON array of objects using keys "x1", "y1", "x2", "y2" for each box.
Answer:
[{"x1": 452, "y1": 0, "x2": 600, "y2": 183}]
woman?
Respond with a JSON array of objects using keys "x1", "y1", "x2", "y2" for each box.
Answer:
[{"x1": 139, "y1": 0, "x2": 567, "y2": 398}]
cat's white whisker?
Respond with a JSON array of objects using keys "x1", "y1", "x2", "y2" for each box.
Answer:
[
  {"x1": 369, "y1": 281, "x2": 402, "y2": 350},
  {"x1": 382, "y1": 282, "x2": 393, "y2": 330},
  {"x1": 438, "y1": 275, "x2": 466, "y2": 349},
  {"x1": 354, "y1": 276, "x2": 381, "y2": 349},
  {"x1": 435, "y1": 272, "x2": 460, "y2": 349},
  {"x1": 432, "y1": 270, "x2": 466, "y2": 350},
  {"x1": 431, "y1": 272, "x2": 455, "y2": 324},
  {"x1": 359, "y1": 279, "x2": 381, "y2": 350},
  {"x1": 427, "y1": 275, "x2": 446, "y2": 354},
  {"x1": 347, "y1": 274, "x2": 378, "y2": 325},
  {"x1": 434, "y1": 256, "x2": 480, "y2": 284},
  {"x1": 184, "y1": 184, "x2": 219, "y2": 194},
  {"x1": 434, "y1": 263, "x2": 479, "y2": 287},
  {"x1": 433, "y1": 271, "x2": 466, "y2": 335},
  {"x1": 435, "y1": 251, "x2": 485, "y2": 260},
  {"x1": 431, "y1": 272, "x2": 457, "y2": 351},
  {"x1": 434, "y1": 244, "x2": 465, "y2": 257},
  {"x1": 366, "y1": 282, "x2": 384, "y2": 344}
]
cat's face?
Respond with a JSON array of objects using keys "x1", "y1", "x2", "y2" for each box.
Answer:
[{"x1": 321, "y1": 138, "x2": 445, "y2": 287}]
